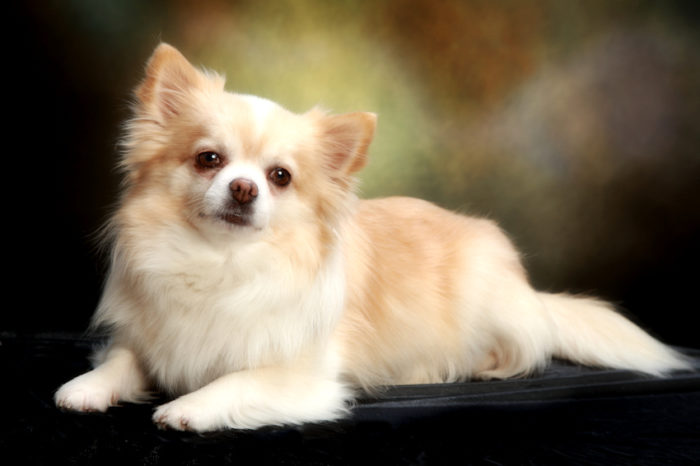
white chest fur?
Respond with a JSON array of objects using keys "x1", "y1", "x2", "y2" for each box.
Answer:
[{"x1": 96, "y1": 228, "x2": 346, "y2": 394}]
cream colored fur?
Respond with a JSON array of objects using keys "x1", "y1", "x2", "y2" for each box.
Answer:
[{"x1": 55, "y1": 44, "x2": 689, "y2": 432}]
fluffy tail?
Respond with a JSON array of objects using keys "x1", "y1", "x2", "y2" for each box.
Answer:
[{"x1": 540, "y1": 293, "x2": 690, "y2": 376}]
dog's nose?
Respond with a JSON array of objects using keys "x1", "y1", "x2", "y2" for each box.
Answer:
[{"x1": 229, "y1": 178, "x2": 259, "y2": 205}]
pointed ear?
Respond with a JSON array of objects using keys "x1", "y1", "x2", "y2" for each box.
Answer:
[
  {"x1": 321, "y1": 112, "x2": 377, "y2": 175},
  {"x1": 134, "y1": 43, "x2": 214, "y2": 121}
]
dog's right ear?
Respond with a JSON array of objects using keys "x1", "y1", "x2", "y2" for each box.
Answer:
[{"x1": 134, "y1": 43, "x2": 222, "y2": 122}]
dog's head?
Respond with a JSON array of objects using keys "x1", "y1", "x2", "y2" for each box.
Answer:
[{"x1": 118, "y1": 43, "x2": 376, "y2": 244}]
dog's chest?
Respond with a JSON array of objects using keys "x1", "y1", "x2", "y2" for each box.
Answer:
[{"x1": 125, "y1": 243, "x2": 345, "y2": 393}]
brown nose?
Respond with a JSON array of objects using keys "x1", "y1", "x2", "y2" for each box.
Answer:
[{"x1": 229, "y1": 178, "x2": 259, "y2": 205}]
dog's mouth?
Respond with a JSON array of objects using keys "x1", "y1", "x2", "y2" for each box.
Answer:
[
  {"x1": 200, "y1": 202, "x2": 261, "y2": 230},
  {"x1": 218, "y1": 211, "x2": 251, "y2": 226}
]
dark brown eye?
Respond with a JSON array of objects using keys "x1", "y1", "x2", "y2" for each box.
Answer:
[
  {"x1": 196, "y1": 151, "x2": 222, "y2": 169},
  {"x1": 268, "y1": 167, "x2": 292, "y2": 187}
]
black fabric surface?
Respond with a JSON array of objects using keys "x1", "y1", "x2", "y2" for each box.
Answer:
[{"x1": 2, "y1": 332, "x2": 699, "y2": 465}]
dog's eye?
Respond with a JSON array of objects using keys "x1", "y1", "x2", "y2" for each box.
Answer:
[
  {"x1": 268, "y1": 167, "x2": 292, "y2": 187},
  {"x1": 196, "y1": 151, "x2": 222, "y2": 169}
]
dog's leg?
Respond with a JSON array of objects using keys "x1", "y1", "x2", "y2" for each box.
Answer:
[
  {"x1": 55, "y1": 345, "x2": 149, "y2": 412},
  {"x1": 153, "y1": 359, "x2": 350, "y2": 431}
]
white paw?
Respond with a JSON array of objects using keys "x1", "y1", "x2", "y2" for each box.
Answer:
[
  {"x1": 55, "y1": 372, "x2": 118, "y2": 413},
  {"x1": 153, "y1": 397, "x2": 225, "y2": 432}
]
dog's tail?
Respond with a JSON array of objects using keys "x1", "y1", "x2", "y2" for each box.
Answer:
[{"x1": 540, "y1": 292, "x2": 690, "y2": 375}]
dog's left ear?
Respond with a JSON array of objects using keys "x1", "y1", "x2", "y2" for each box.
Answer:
[{"x1": 321, "y1": 112, "x2": 377, "y2": 175}]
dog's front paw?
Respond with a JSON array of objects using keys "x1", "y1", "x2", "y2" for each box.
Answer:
[
  {"x1": 153, "y1": 397, "x2": 225, "y2": 432},
  {"x1": 55, "y1": 372, "x2": 118, "y2": 413}
]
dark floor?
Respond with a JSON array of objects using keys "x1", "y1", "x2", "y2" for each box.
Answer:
[{"x1": 3, "y1": 333, "x2": 699, "y2": 465}]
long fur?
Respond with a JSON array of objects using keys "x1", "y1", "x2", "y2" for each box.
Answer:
[{"x1": 55, "y1": 43, "x2": 690, "y2": 431}]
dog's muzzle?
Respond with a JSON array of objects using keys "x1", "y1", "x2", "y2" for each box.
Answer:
[{"x1": 217, "y1": 178, "x2": 258, "y2": 226}]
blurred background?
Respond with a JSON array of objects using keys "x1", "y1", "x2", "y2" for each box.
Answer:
[{"x1": 6, "y1": 0, "x2": 699, "y2": 347}]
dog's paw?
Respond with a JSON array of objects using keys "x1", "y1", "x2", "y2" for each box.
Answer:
[
  {"x1": 153, "y1": 397, "x2": 225, "y2": 432},
  {"x1": 55, "y1": 372, "x2": 118, "y2": 413}
]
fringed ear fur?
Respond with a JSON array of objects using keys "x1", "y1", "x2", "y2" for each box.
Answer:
[
  {"x1": 134, "y1": 43, "x2": 216, "y2": 121},
  {"x1": 321, "y1": 112, "x2": 377, "y2": 176}
]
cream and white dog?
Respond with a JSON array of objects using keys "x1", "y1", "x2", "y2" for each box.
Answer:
[{"x1": 55, "y1": 44, "x2": 688, "y2": 432}]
